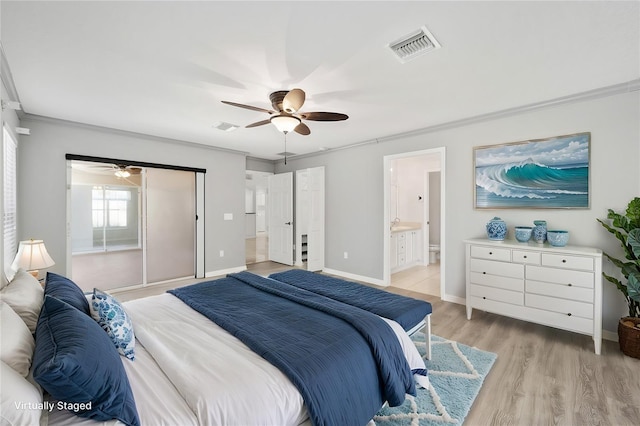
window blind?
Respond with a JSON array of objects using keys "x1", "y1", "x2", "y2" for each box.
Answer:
[{"x1": 3, "y1": 126, "x2": 18, "y2": 279}]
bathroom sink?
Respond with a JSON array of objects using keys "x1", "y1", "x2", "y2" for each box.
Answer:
[{"x1": 391, "y1": 223, "x2": 420, "y2": 232}]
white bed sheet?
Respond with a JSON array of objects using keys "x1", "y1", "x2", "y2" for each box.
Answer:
[
  {"x1": 46, "y1": 337, "x2": 197, "y2": 426},
  {"x1": 124, "y1": 293, "x2": 309, "y2": 426}
]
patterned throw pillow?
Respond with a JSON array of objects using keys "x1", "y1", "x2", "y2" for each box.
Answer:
[{"x1": 90, "y1": 289, "x2": 135, "y2": 361}]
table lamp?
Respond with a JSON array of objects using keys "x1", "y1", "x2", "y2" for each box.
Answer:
[{"x1": 11, "y1": 239, "x2": 55, "y2": 280}]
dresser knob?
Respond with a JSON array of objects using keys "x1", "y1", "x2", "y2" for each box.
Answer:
[
  {"x1": 489, "y1": 251, "x2": 493, "y2": 255},
  {"x1": 567, "y1": 313, "x2": 572, "y2": 316},
  {"x1": 482, "y1": 272, "x2": 487, "y2": 275},
  {"x1": 562, "y1": 259, "x2": 567, "y2": 263},
  {"x1": 483, "y1": 297, "x2": 486, "y2": 299},
  {"x1": 567, "y1": 283, "x2": 572, "y2": 287},
  {"x1": 523, "y1": 255, "x2": 527, "y2": 259}
]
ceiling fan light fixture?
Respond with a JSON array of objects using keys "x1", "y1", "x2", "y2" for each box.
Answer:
[{"x1": 270, "y1": 114, "x2": 301, "y2": 133}]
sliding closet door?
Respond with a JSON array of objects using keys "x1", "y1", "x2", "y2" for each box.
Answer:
[{"x1": 145, "y1": 168, "x2": 196, "y2": 283}]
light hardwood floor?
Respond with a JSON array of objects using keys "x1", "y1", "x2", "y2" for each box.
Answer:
[{"x1": 115, "y1": 261, "x2": 640, "y2": 425}]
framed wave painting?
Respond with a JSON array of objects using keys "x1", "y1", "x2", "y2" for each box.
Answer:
[{"x1": 474, "y1": 132, "x2": 590, "y2": 209}]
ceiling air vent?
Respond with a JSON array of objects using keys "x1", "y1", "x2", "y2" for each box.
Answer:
[
  {"x1": 388, "y1": 26, "x2": 441, "y2": 63},
  {"x1": 212, "y1": 121, "x2": 239, "y2": 132}
]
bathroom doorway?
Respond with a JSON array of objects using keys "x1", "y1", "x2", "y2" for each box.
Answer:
[{"x1": 383, "y1": 148, "x2": 445, "y2": 297}]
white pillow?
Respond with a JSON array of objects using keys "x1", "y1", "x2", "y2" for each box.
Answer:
[
  {"x1": 0, "y1": 300, "x2": 35, "y2": 377},
  {"x1": 90, "y1": 289, "x2": 136, "y2": 360},
  {"x1": 0, "y1": 269, "x2": 44, "y2": 333},
  {"x1": 0, "y1": 360, "x2": 43, "y2": 426}
]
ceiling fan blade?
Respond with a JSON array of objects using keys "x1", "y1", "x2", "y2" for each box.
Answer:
[
  {"x1": 294, "y1": 122, "x2": 311, "y2": 135},
  {"x1": 300, "y1": 111, "x2": 349, "y2": 121},
  {"x1": 221, "y1": 100, "x2": 273, "y2": 114},
  {"x1": 245, "y1": 119, "x2": 271, "y2": 128},
  {"x1": 283, "y1": 88, "x2": 306, "y2": 113}
]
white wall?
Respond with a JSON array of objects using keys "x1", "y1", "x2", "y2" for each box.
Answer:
[
  {"x1": 16, "y1": 116, "x2": 247, "y2": 278},
  {"x1": 277, "y1": 89, "x2": 640, "y2": 335}
]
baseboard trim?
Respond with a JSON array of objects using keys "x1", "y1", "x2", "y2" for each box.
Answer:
[
  {"x1": 603, "y1": 329, "x2": 618, "y2": 342},
  {"x1": 205, "y1": 265, "x2": 247, "y2": 278},
  {"x1": 322, "y1": 268, "x2": 386, "y2": 287},
  {"x1": 442, "y1": 294, "x2": 466, "y2": 305}
]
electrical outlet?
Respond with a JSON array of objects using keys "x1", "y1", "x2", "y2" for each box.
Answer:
[
  {"x1": 219, "y1": 250, "x2": 224, "y2": 257},
  {"x1": 344, "y1": 251, "x2": 348, "y2": 259}
]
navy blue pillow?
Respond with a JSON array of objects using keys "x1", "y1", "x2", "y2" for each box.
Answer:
[
  {"x1": 44, "y1": 272, "x2": 90, "y2": 316},
  {"x1": 33, "y1": 296, "x2": 140, "y2": 426}
]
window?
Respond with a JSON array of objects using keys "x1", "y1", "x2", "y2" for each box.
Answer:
[
  {"x1": 92, "y1": 187, "x2": 131, "y2": 228},
  {"x1": 3, "y1": 126, "x2": 18, "y2": 279}
]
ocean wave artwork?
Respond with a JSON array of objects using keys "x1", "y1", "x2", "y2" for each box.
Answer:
[{"x1": 474, "y1": 133, "x2": 590, "y2": 208}]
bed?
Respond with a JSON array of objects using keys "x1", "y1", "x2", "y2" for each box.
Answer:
[
  {"x1": 269, "y1": 269, "x2": 433, "y2": 359},
  {"x1": 0, "y1": 269, "x2": 431, "y2": 426}
]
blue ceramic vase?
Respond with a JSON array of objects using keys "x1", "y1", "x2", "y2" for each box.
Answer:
[
  {"x1": 486, "y1": 217, "x2": 507, "y2": 241},
  {"x1": 533, "y1": 220, "x2": 547, "y2": 243}
]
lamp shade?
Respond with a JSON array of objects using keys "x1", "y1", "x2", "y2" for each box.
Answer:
[
  {"x1": 270, "y1": 114, "x2": 301, "y2": 133},
  {"x1": 11, "y1": 239, "x2": 55, "y2": 272}
]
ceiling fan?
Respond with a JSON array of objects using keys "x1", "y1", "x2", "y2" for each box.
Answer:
[
  {"x1": 112, "y1": 164, "x2": 142, "y2": 178},
  {"x1": 221, "y1": 88, "x2": 348, "y2": 135},
  {"x1": 75, "y1": 162, "x2": 143, "y2": 178}
]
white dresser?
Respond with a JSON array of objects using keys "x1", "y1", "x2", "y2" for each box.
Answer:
[{"x1": 465, "y1": 238, "x2": 603, "y2": 354}]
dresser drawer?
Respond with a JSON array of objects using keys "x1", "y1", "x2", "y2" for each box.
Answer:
[
  {"x1": 470, "y1": 271, "x2": 524, "y2": 292},
  {"x1": 470, "y1": 245, "x2": 511, "y2": 262},
  {"x1": 526, "y1": 280, "x2": 594, "y2": 303},
  {"x1": 512, "y1": 250, "x2": 541, "y2": 265},
  {"x1": 541, "y1": 253, "x2": 594, "y2": 271},
  {"x1": 470, "y1": 258, "x2": 524, "y2": 279},
  {"x1": 470, "y1": 284, "x2": 524, "y2": 305},
  {"x1": 527, "y1": 307, "x2": 593, "y2": 335},
  {"x1": 526, "y1": 265, "x2": 594, "y2": 288},
  {"x1": 526, "y1": 293, "x2": 593, "y2": 319}
]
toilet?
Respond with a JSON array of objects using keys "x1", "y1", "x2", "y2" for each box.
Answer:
[{"x1": 429, "y1": 244, "x2": 440, "y2": 264}]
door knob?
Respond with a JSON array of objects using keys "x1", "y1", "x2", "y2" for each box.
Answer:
[{"x1": 285, "y1": 221, "x2": 292, "y2": 225}]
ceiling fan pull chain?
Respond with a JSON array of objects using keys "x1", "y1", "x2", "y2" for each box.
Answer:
[{"x1": 284, "y1": 132, "x2": 288, "y2": 165}]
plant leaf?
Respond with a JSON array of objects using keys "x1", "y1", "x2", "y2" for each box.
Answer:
[
  {"x1": 626, "y1": 197, "x2": 640, "y2": 229},
  {"x1": 628, "y1": 228, "x2": 640, "y2": 259},
  {"x1": 628, "y1": 273, "x2": 640, "y2": 303},
  {"x1": 603, "y1": 272, "x2": 628, "y2": 296}
]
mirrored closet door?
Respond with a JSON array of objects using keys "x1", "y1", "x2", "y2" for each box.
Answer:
[{"x1": 68, "y1": 158, "x2": 198, "y2": 292}]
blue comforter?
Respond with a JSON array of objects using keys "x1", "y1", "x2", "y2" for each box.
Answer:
[
  {"x1": 269, "y1": 269, "x2": 432, "y2": 331},
  {"x1": 168, "y1": 271, "x2": 415, "y2": 426}
]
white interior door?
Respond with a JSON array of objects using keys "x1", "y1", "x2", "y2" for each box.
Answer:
[{"x1": 268, "y1": 172, "x2": 293, "y2": 265}]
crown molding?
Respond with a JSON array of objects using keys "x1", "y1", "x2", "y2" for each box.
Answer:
[
  {"x1": 21, "y1": 113, "x2": 250, "y2": 157},
  {"x1": 279, "y1": 79, "x2": 640, "y2": 164}
]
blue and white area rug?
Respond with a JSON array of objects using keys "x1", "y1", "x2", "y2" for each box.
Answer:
[{"x1": 373, "y1": 334, "x2": 497, "y2": 425}]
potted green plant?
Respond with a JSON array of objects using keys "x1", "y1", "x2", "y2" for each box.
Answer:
[{"x1": 597, "y1": 197, "x2": 640, "y2": 358}]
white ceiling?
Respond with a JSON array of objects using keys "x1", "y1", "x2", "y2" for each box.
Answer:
[{"x1": 2, "y1": 1, "x2": 639, "y2": 160}]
